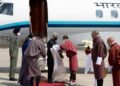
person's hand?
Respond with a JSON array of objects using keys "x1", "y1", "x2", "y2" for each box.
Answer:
[{"x1": 95, "y1": 64, "x2": 100, "y2": 67}]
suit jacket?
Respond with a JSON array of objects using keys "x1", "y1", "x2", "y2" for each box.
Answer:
[{"x1": 47, "y1": 39, "x2": 57, "y2": 64}]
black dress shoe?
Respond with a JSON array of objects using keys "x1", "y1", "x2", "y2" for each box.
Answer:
[
  {"x1": 48, "y1": 79, "x2": 53, "y2": 83},
  {"x1": 9, "y1": 78, "x2": 17, "y2": 81}
]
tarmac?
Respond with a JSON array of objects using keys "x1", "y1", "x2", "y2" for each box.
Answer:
[{"x1": 0, "y1": 48, "x2": 113, "y2": 86}]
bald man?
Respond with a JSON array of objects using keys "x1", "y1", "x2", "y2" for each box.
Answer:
[
  {"x1": 107, "y1": 37, "x2": 120, "y2": 86},
  {"x1": 91, "y1": 31, "x2": 107, "y2": 86}
]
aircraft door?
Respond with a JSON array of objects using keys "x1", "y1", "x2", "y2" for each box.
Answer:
[{"x1": 29, "y1": 0, "x2": 48, "y2": 37}]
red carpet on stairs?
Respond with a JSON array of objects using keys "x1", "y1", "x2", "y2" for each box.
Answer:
[{"x1": 39, "y1": 82, "x2": 65, "y2": 86}]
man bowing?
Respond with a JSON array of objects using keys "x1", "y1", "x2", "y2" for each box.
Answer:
[{"x1": 107, "y1": 37, "x2": 120, "y2": 86}]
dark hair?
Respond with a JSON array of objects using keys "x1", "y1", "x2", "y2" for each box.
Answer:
[
  {"x1": 13, "y1": 28, "x2": 20, "y2": 34},
  {"x1": 28, "y1": 33, "x2": 33, "y2": 38},
  {"x1": 87, "y1": 46, "x2": 90, "y2": 49},
  {"x1": 63, "y1": 35, "x2": 69, "y2": 40},
  {"x1": 92, "y1": 30, "x2": 99, "y2": 35}
]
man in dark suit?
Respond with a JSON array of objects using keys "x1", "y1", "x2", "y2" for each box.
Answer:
[{"x1": 47, "y1": 33, "x2": 58, "y2": 83}]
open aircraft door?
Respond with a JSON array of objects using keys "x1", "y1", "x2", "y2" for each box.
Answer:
[
  {"x1": 29, "y1": 0, "x2": 48, "y2": 38},
  {"x1": 29, "y1": 0, "x2": 48, "y2": 71}
]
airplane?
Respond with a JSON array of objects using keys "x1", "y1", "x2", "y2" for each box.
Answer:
[{"x1": 0, "y1": 0, "x2": 120, "y2": 47}]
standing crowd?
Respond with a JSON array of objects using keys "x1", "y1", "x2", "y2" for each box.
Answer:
[{"x1": 8, "y1": 29, "x2": 120, "y2": 86}]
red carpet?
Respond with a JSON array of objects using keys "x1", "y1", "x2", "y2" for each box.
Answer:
[{"x1": 38, "y1": 82, "x2": 65, "y2": 86}]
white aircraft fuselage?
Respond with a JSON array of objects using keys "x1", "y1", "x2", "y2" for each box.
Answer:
[{"x1": 0, "y1": 0, "x2": 120, "y2": 47}]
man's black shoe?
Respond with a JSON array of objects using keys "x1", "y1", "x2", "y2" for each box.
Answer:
[
  {"x1": 9, "y1": 78, "x2": 17, "y2": 81},
  {"x1": 48, "y1": 79, "x2": 53, "y2": 83}
]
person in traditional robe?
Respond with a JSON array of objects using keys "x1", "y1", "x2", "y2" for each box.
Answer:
[
  {"x1": 47, "y1": 32, "x2": 58, "y2": 83},
  {"x1": 18, "y1": 34, "x2": 33, "y2": 86},
  {"x1": 107, "y1": 37, "x2": 120, "y2": 86},
  {"x1": 60, "y1": 35, "x2": 78, "y2": 85},
  {"x1": 84, "y1": 46, "x2": 93, "y2": 74},
  {"x1": 91, "y1": 31, "x2": 107, "y2": 86},
  {"x1": 9, "y1": 28, "x2": 20, "y2": 81},
  {"x1": 24, "y1": 36, "x2": 46, "y2": 86},
  {"x1": 29, "y1": 0, "x2": 48, "y2": 37},
  {"x1": 50, "y1": 44, "x2": 68, "y2": 82}
]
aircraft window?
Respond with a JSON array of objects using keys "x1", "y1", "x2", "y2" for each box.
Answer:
[
  {"x1": 111, "y1": 10, "x2": 118, "y2": 18},
  {"x1": 96, "y1": 10, "x2": 103, "y2": 18},
  {"x1": 0, "y1": 3, "x2": 13, "y2": 16}
]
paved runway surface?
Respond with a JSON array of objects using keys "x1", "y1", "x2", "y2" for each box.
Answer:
[{"x1": 0, "y1": 48, "x2": 113, "y2": 86}]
